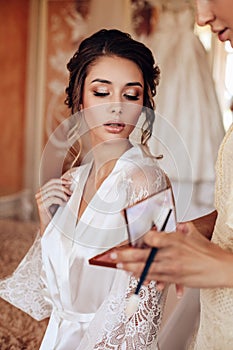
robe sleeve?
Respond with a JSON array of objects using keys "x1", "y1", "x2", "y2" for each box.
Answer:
[
  {"x1": 82, "y1": 273, "x2": 166, "y2": 350},
  {"x1": 0, "y1": 231, "x2": 52, "y2": 321}
]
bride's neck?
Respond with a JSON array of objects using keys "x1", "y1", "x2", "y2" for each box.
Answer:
[{"x1": 90, "y1": 139, "x2": 132, "y2": 185}]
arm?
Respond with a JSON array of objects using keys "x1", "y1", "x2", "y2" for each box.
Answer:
[{"x1": 111, "y1": 221, "x2": 233, "y2": 289}]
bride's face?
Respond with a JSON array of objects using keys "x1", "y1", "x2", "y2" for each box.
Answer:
[{"x1": 81, "y1": 55, "x2": 144, "y2": 146}]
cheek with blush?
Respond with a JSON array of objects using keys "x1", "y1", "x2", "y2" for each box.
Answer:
[
  {"x1": 124, "y1": 104, "x2": 143, "y2": 128},
  {"x1": 83, "y1": 105, "x2": 107, "y2": 130}
]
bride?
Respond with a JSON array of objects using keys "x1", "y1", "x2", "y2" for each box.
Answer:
[{"x1": 0, "y1": 29, "x2": 173, "y2": 349}]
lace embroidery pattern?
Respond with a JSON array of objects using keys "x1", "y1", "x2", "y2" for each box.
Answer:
[
  {"x1": 93, "y1": 278, "x2": 167, "y2": 349},
  {"x1": 123, "y1": 163, "x2": 167, "y2": 206},
  {"x1": 0, "y1": 232, "x2": 52, "y2": 321}
]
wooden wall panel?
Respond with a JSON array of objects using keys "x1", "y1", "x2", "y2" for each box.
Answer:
[{"x1": 0, "y1": 0, "x2": 30, "y2": 195}]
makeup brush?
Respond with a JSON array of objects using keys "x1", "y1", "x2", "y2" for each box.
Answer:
[{"x1": 125, "y1": 208, "x2": 172, "y2": 318}]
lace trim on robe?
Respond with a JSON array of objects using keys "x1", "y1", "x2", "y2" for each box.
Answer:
[
  {"x1": 93, "y1": 278, "x2": 167, "y2": 350},
  {"x1": 0, "y1": 232, "x2": 52, "y2": 321}
]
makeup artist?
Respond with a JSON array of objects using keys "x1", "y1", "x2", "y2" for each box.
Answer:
[{"x1": 111, "y1": 0, "x2": 233, "y2": 348}]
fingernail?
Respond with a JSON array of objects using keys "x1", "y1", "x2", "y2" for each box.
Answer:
[
  {"x1": 110, "y1": 252, "x2": 118, "y2": 260},
  {"x1": 116, "y1": 263, "x2": 123, "y2": 269}
]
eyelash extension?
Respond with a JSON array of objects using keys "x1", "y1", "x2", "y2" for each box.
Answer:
[
  {"x1": 93, "y1": 91, "x2": 109, "y2": 97},
  {"x1": 124, "y1": 94, "x2": 140, "y2": 101},
  {"x1": 93, "y1": 91, "x2": 140, "y2": 100}
]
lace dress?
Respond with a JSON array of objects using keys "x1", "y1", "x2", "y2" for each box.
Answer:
[
  {"x1": 189, "y1": 124, "x2": 233, "y2": 349},
  {"x1": 0, "y1": 145, "x2": 169, "y2": 350}
]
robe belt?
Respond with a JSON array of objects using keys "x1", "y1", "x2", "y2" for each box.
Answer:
[
  {"x1": 39, "y1": 308, "x2": 95, "y2": 349},
  {"x1": 53, "y1": 307, "x2": 95, "y2": 323}
]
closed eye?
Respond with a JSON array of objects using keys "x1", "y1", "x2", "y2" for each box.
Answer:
[
  {"x1": 124, "y1": 94, "x2": 140, "y2": 101},
  {"x1": 93, "y1": 91, "x2": 109, "y2": 97}
]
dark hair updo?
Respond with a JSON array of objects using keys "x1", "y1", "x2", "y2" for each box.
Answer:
[{"x1": 65, "y1": 28, "x2": 160, "y2": 145}]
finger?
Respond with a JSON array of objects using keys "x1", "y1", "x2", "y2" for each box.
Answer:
[
  {"x1": 144, "y1": 259, "x2": 185, "y2": 284},
  {"x1": 116, "y1": 261, "x2": 145, "y2": 277},
  {"x1": 155, "y1": 281, "x2": 166, "y2": 291},
  {"x1": 110, "y1": 247, "x2": 150, "y2": 263},
  {"x1": 175, "y1": 284, "x2": 184, "y2": 298},
  {"x1": 153, "y1": 243, "x2": 184, "y2": 261},
  {"x1": 61, "y1": 170, "x2": 76, "y2": 181},
  {"x1": 41, "y1": 178, "x2": 72, "y2": 188},
  {"x1": 36, "y1": 195, "x2": 68, "y2": 209},
  {"x1": 36, "y1": 185, "x2": 72, "y2": 202},
  {"x1": 144, "y1": 231, "x2": 178, "y2": 249},
  {"x1": 43, "y1": 183, "x2": 73, "y2": 196},
  {"x1": 37, "y1": 179, "x2": 73, "y2": 195},
  {"x1": 177, "y1": 222, "x2": 211, "y2": 249},
  {"x1": 45, "y1": 188, "x2": 71, "y2": 201},
  {"x1": 39, "y1": 196, "x2": 67, "y2": 208}
]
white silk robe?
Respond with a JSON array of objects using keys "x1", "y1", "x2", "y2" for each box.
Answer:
[{"x1": 0, "y1": 145, "x2": 169, "y2": 350}]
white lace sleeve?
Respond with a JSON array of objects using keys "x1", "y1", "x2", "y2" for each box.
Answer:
[
  {"x1": 92, "y1": 277, "x2": 168, "y2": 349},
  {"x1": 0, "y1": 232, "x2": 52, "y2": 321},
  {"x1": 124, "y1": 161, "x2": 168, "y2": 206},
  {"x1": 124, "y1": 277, "x2": 168, "y2": 345}
]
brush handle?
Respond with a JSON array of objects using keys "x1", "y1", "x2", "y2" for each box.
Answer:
[
  {"x1": 135, "y1": 247, "x2": 158, "y2": 294},
  {"x1": 135, "y1": 208, "x2": 172, "y2": 295}
]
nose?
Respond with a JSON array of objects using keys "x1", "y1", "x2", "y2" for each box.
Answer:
[
  {"x1": 195, "y1": 0, "x2": 215, "y2": 27},
  {"x1": 110, "y1": 103, "x2": 123, "y2": 115}
]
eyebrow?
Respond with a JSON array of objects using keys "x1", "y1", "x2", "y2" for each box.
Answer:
[{"x1": 91, "y1": 79, "x2": 143, "y2": 87}]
